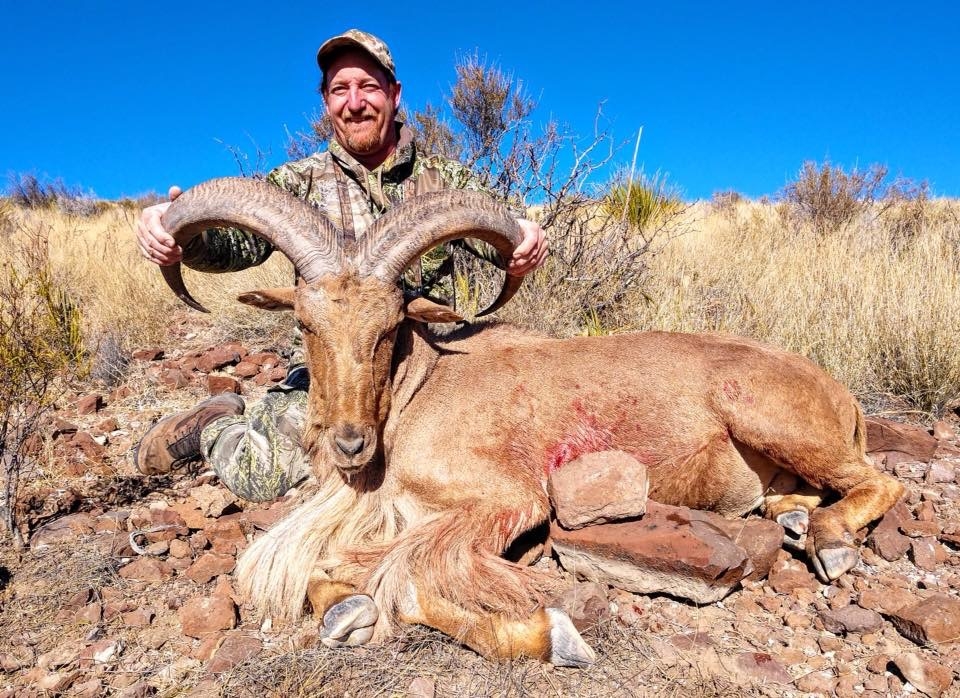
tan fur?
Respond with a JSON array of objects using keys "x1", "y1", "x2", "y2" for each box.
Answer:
[{"x1": 236, "y1": 274, "x2": 904, "y2": 660}]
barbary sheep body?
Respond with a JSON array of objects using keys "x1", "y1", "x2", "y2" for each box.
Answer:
[{"x1": 159, "y1": 178, "x2": 903, "y2": 666}]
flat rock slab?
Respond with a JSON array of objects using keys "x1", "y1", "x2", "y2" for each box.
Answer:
[
  {"x1": 866, "y1": 417, "x2": 937, "y2": 464},
  {"x1": 551, "y1": 502, "x2": 751, "y2": 604}
]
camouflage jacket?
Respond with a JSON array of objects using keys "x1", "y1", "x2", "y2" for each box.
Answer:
[{"x1": 181, "y1": 123, "x2": 506, "y2": 300}]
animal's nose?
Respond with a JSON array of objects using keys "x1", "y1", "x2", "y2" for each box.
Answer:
[{"x1": 335, "y1": 433, "x2": 365, "y2": 456}]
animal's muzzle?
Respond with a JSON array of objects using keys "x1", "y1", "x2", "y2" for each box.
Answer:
[{"x1": 335, "y1": 432, "x2": 365, "y2": 457}]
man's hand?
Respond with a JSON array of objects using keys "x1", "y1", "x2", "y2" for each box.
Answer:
[
  {"x1": 136, "y1": 185, "x2": 183, "y2": 266},
  {"x1": 507, "y1": 218, "x2": 548, "y2": 276}
]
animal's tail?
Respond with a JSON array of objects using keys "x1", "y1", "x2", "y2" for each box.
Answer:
[{"x1": 851, "y1": 397, "x2": 868, "y2": 459}]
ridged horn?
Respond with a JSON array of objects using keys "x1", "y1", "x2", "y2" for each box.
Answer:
[
  {"x1": 159, "y1": 177, "x2": 347, "y2": 312},
  {"x1": 356, "y1": 190, "x2": 524, "y2": 317}
]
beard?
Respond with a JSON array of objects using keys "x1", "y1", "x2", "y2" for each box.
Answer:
[{"x1": 338, "y1": 115, "x2": 385, "y2": 155}]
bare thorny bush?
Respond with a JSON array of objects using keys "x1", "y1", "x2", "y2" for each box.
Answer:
[
  {"x1": 778, "y1": 160, "x2": 932, "y2": 248},
  {"x1": 0, "y1": 226, "x2": 87, "y2": 548},
  {"x1": 286, "y1": 54, "x2": 686, "y2": 335}
]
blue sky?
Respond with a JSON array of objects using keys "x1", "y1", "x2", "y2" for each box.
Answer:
[{"x1": 2, "y1": 1, "x2": 957, "y2": 201}]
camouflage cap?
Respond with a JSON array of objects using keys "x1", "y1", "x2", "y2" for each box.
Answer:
[{"x1": 317, "y1": 29, "x2": 396, "y2": 81}]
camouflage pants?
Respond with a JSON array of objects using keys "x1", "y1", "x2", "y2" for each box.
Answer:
[{"x1": 199, "y1": 389, "x2": 311, "y2": 502}]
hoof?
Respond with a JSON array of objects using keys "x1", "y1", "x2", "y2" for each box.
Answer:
[
  {"x1": 320, "y1": 594, "x2": 379, "y2": 648},
  {"x1": 546, "y1": 607, "x2": 596, "y2": 668},
  {"x1": 776, "y1": 509, "x2": 809, "y2": 535},
  {"x1": 812, "y1": 546, "x2": 859, "y2": 582}
]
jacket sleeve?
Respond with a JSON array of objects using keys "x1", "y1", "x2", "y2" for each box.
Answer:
[{"x1": 180, "y1": 168, "x2": 291, "y2": 273}]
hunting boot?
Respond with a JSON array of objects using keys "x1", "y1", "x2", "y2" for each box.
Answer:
[{"x1": 134, "y1": 393, "x2": 245, "y2": 475}]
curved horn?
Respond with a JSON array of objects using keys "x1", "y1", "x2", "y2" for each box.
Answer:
[
  {"x1": 158, "y1": 177, "x2": 347, "y2": 312},
  {"x1": 356, "y1": 190, "x2": 525, "y2": 317}
]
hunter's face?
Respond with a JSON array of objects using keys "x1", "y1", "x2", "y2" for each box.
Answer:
[{"x1": 323, "y1": 50, "x2": 401, "y2": 167}]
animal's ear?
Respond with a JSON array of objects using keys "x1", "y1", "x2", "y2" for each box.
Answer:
[
  {"x1": 237, "y1": 288, "x2": 296, "y2": 311},
  {"x1": 404, "y1": 296, "x2": 465, "y2": 324}
]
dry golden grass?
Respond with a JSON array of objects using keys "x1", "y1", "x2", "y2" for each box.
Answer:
[
  {"x1": 631, "y1": 198, "x2": 960, "y2": 415},
  {"x1": 2, "y1": 195, "x2": 958, "y2": 415},
  {"x1": 1, "y1": 204, "x2": 297, "y2": 361}
]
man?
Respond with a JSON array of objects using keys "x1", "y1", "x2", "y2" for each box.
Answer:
[{"x1": 133, "y1": 29, "x2": 547, "y2": 501}]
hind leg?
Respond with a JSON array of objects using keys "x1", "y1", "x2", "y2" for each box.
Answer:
[
  {"x1": 805, "y1": 467, "x2": 903, "y2": 580},
  {"x1": 763, "y1": 484, "x2": 825, "y2": 549}
]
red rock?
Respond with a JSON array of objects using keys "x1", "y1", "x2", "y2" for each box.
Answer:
[
  {"x1": 70, "y1": 431, "x2": 107, "y2": 461},
  {"x1": 911, "y1": 538, "x2": 940, "y2": 571},
  {"x1": 232, "y1": 361, "x2": 260, "y2": 378},
  {"x1": 197, "y1": 346, "x2": 242, "y2": 373},
  {"x1": 795, "y1": 670, "x2": 837, "y2": 694},
  {"x1": 926, "y1": 461, "x2": 957, "y2": 484},
  {"x1": 933, "y1": 420, "x2": 957, "y2": 440},
  {"x1": 78, "y1": 638, "x2": 123, "y2": 667},
  {"x1": 109, "y1": 385, "x2": 133, "y2": 402},
  {"x1": 901, "y1": 519, "x2": 942, "y2": 538},
  {"x1": 169, "y1": 538, "x2": 192, "y2": 558},
  {"x1": 267, "y1": 367, "x2": 286, "y2": 382},
  {"x1": 51, "y1": 417, "x2": 79, "y2": 438},
  {"x1": 206, "y1": 518, "x2": 246, "y2": 555},
  {"x1": 888, "y1": 594, "x2": 960, "y2": 646},
  {"x1": 37, "y1": 671, "x2": 81, "y2": 693},
  {"x1": 708, "y1": 516, "x2": 783, "y2": 582},
  {"x1": 122, "y1": 608, "x2": 154, "y2": 627},
  {"x1": 179, "y1": 595, "x2": 237, "y2": 638},
  {"x1": 867, "y1": 500, "x2": 912, "y2": 561},
  {"x1": 170, "y1": 502, "x2": 212, "y2": 530},
  {"x1": 159, "y1": 367, "x2": 191, "y2": 389},
  {"x1": 76, "y1": 603, "x2": 102, "y2": 624},
  {"x1": 866, "y1": 417, "x2": 938, "y2": 463},
  {"x1": 132, "y1": 348, "x2": 164, "y2": 361},
  {"x1": 247, "y1": 352, "x2": 281, "y2": 368},
  {"x1": 95, "y1": 417, "x2": 120, "y2": 434},
  {"x1": 221, "y1": 342, "x2": 249, "y2": 358},
  {"x1": 117, "y1": 557, "x2": 174, "y2": 582},
  {"x1": 550, "y1": 582, "x2": 609, "y2": 633},
  {"x1": 63, "y1": 587, "x2": 92, "y2": 610},
  {"x1": 548, "y1": 450, "x2": 648, "y2": 529},
  {"x1": 185, "y1": 552, "x2": 236, "y2": 584},
  {"x1": 76, "y1": 394, "x2": 104, "y2": 415},
  {"x1": 29, "y1": 513, "x2": 96, "y2": 548},
  {"x1": 207, "y1": 375, "x2": 241, "y2": 395},
  {"x1": 858, "y1": 586, "x2": 918, "y2": 614},
  {"x1": 206, "y1": 632, "x2": 262, "y2": 673},
  {"x1": 189, "y1": 484, "x2": 237, "y2": 517},
  {"x1": 892, "y1": 653, "x2": 954, "y2": 697},
  {"x1": 193, "y1": 632, "x2": 226, "y2": 661},
  {"x1": 767, "y1": 557, "x2": 820, "y2": 595},
  {"x1": 243, "y1": 505, "x2": 288, "y2": 531},
  {"x1": 819, "y1": 605, "x2": 883, "y2": 634},
  {"x1": 71, "y1": 679, "x2": 103, "y2": 698},
  {"x1": 735, "y1": 651, "x2": 792, "y2": 685},
  {"x1": 550, "y1": 503, "x2": 750, "y2": 604}
]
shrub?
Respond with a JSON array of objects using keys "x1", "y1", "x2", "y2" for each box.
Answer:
[
  {"x1": 779, "y1": 161, "x2": 888, "y2": 234},
  {"x1": 5, "y1": 172, "x2": 103, "y2": 217},
  {"x1": 0, "y1": 225, "x2": 87, "y2": 547},
  {"x1": 602, "y1": 172, "x2": 683, "y2": 231}
]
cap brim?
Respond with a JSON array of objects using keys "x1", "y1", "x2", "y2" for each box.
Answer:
[{"x1": 316, "y1": 37, "x2": 394, "y2": 78}]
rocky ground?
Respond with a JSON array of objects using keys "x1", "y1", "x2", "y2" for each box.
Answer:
[{"x1": 1, "y1": 327, "x2": 959, "y2": 697}]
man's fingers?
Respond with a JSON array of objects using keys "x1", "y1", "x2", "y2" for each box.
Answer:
[{"x1": 168, "y1": 185, "x2": 182, "y2": 201}]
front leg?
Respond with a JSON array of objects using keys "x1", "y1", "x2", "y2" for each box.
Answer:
[
  {"x1": 400, "y1": 581, "x2": 594, "y2": 666},
  {"x1": 362, "y1": 502, "x2": 595, "y2": 665},
  {"x1": 307, "y1": 578, "x2": 379, "y2": 647}
]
